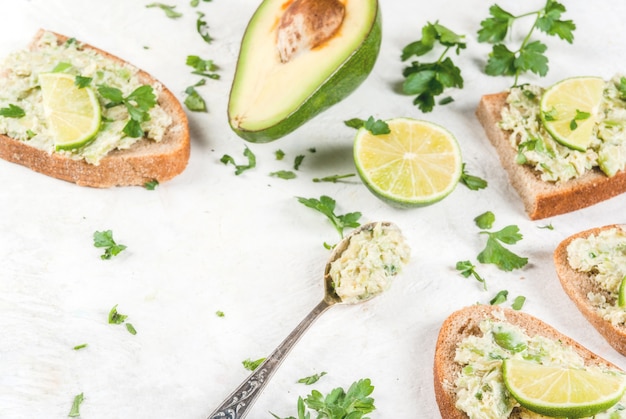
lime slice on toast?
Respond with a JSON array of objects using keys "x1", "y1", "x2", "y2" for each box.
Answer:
[
  {"x1": 503, "y1": 358, "x2": 626, "y2": 418},
  {"x1": 39, "y1": 72, "x2": 101, "y2": 151},
  {"x1": 539, "y1": 76, "x2": 604, "y2": 151},
  {"x1": 353, "y1": 118, "x2": 462, "y2": 207}
]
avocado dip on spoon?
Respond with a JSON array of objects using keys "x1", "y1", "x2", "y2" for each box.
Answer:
[{"x1": 207, "y1": 221, "x2": 411, "y2": 419}]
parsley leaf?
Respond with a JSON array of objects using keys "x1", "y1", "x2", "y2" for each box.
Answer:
[
  {"x1": 108, "y1": 304, "x2": 128, "y2": 325},
  {"x1": 144, "y1": 179, "x2": 159, "y2": 190},
  {"x1": 273, "y1": 378, "x2": 376, "y2": 419},
  {"x1": 460, "y1": 163, "x2": 488, "y2": 190},
  {"x1": 570, "y1": 109, "x2": 591, "y2": 130},
  {"x1": 294, "y1": 155, "x2": 305, "y2": 170},
  {"x1": 98, "y1": 84, "x2": 156, "y2": 138},
  {"x1": 296, "y1": 195, "x2": 361, "y2": 238},
  {"x1": 108, "y1": 305, "x2": 137, "y2": 335},
  {"x1": 93, "y1": 230, "x2": 127, "y2": 260},
  {"x1": 125, "y1": 323, "x2": 137, "y2": 335},
  {"x1": 477, "y1": 5, "x2": 514, "y2": 43},
  {"x1": 196, "y1": 11, "x2": 214, "y2": 44},
  {"x1": 186, "y1": 55, "x2": 220, "y2": 79},
  {"x1": 270, "y1": 170, "x2": 297, "y2": 180},
  {"x1": 184, "y1": 83, "x2": 207, "y2": 112},
  {"x1": 344, "y1": 116, "x2": 390, "y2": 135},
  {"x1": 474, "y1": 211, "x2": 495, "y2": 230},
  {"x1": 478, "y1": 0, "x2": 575, "y2": 86},
  {"x1": 242, "y1": 357, "x2": 265, "y2": 371},
  {"x1": 512, "y1": 295, "x2": 526, "y2": 310},
  {"x1": 401, "y1": 22, "x2": 465, "y2": 112},
  {"x1": 146, "y1": 3, "x2": 182, "y2": 18},
  {"x1": 490, "y1": 290, "x2": 508, "y2": 305},
  {"x1": 220, "y1": 147, "x2": 256, "y2": 175},
  {"x1": 297, "y1": 371, "x2": 327, "y2": 385},
  {"x1": 68, "y1": 393, "x2": 84, "y2": 417},
  {"x1": 0, "y1": 104, "x2": 25, "y2": 118},
  {"x1": 73, "y1": 343, "x2": 88, "y2": 350},
  {"x1": 477, "y1": 225, "x2": 528, "y2": 271},
  {"x1": 456, "y1": 260, "x2": 487, "y2": 290},
  {"x1": 74, "y1": 75, "x2": 92, "y2": 88}
]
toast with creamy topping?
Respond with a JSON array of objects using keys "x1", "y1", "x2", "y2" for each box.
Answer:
[
  {"x1": 554, "y1": 224, "x2": 626, "y2": 356},
  {"x1": 434, "y1": 305, "x2": 624, "y2": 418},
  {"x1": 0, "y1": 29, "x2": 189, "y2": 187},
  {"x1": 475, "y1": 87, "x2": 626, "y2": 220}
]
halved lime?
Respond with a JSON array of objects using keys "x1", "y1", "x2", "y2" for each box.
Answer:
[
  {"x1": 503, "y1": 358, "x2": 626, "y2": 418},
  {"x1": 539, "y1": 76, "x2": 605, "y2": 151},
  {"x1": 618, "y1": 276, "x2": 626, "y2": 307},
  {"x1": 39, "y1": 72, "x2": 101, "y2": 151},
  {"x1": 353, "y1": 118, "x2": 462, "y2": 207}
]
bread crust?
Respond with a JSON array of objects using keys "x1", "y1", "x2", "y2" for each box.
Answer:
[
  {"x1": 554, "y1": 224, "x2": 626, "y2": 356},
  {"x1": 433, "y1": 305, "x2": 621, "y2": 419},
  {"x1": 0, "y1": 29, "x2": 190, "y2": 187},
  {"x1": 475, "y1": 93, "x2": 626, "y2": 220}
]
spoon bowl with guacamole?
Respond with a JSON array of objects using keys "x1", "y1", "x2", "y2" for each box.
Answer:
[{"x1": 207, "y1": 221, "x2": 410, "y2": 419}]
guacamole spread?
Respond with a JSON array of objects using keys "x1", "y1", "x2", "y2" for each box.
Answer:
[
  {"x1": 455, "y1": 312, "x2": 626, "y2": 418},
  {"x1": 329, "y1": 222, "x2": 410, "y2": 304},
  {"x1": 567, "y1": 226, "x2": 626, "y2": 327},
  {"x1": 500, "y1": 76, "x2": 626, "y2": 183},
  {"x1": 0, "y1": 31, "x2": 172, "y2": 165}
]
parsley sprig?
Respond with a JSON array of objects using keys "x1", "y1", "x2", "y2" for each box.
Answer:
[
  {"x1": 344, "y1": 117, "x2": 390, "y2": 135},
  {"x1": 296, "y1": 195, "x2": 361, "y2": 239},
  {"x1": 477, "y1": 225, "x2": 528, "y2": 271},
  {"x1": 478, "y1": 0, "x2": 576, "y2": 86},
  {"x1": 93, "y1": 230, "x2": 127, "y2": 260},
  {"x1": 108, "y1": 304, "x2": 137, "y2": 335},
  {"x1": 220, "y1": 147, "x2": 256, "y2": 175},
  {"x1": 271, "y1": 378, "x2": 375, "y2": 419},
  {"x1": 98, "y1": 85, "x2": 157, "y2": 138},
  {"x1": 401, "y1": 21, "x2": 465, "y2": 112},
  {"x1": 456, "y1": 212, "x2": 527, "y2": 289}
]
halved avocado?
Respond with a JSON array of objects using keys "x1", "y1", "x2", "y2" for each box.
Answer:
[{"x1": 228, "y1": 0, "x2": 382, "y2": 143}]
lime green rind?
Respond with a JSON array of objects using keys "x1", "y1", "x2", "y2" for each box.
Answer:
[
  {"x1": 354, "y1": 168, "x2": 461, "y2": 209},
  {"x1": 228, "y1": 2, "x2": 382, "y2": 143},
  {"x1": 503, "y1": 360, "x2": 626, "y2": 419}
]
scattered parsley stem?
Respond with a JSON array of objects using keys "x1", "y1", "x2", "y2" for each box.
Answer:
[{"x1": 296, "y1": 195, "x2": 361, "y2": 238}]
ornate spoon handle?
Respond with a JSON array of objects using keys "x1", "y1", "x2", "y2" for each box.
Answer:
[{"x1": 207, "y1": 298, "x2": 335, "y2": 419}]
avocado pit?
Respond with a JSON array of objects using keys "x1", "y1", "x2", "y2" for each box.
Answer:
[{"x1": 276, "y1": 0, "x2": 345, "y2": 63}]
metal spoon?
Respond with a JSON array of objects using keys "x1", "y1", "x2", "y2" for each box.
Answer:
[{"x1": 207, "y1": 221, "x2": 401, "y2": 419}]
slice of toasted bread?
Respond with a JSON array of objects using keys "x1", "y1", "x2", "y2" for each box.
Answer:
[
  {"x1": 434, "y1": 305, "x2": 622, "y2": 419},
  {"x1": 554, "y1": 224, "x2": 626, "y2": 356},
  {"x1": 0, "y1": 30, "x2": 190, "y2": 187},
  {"x1": 476, "y1": 92, "x2": 626, "y2": 220}
]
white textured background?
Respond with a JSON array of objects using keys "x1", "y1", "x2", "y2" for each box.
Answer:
[{"x1": 1, "y1": 1, "x2": 626, "y2": 418}]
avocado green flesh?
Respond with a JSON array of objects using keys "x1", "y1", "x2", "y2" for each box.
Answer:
[{"x1": 228, "y1": 0, "x2": 382, "y2": 143}]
